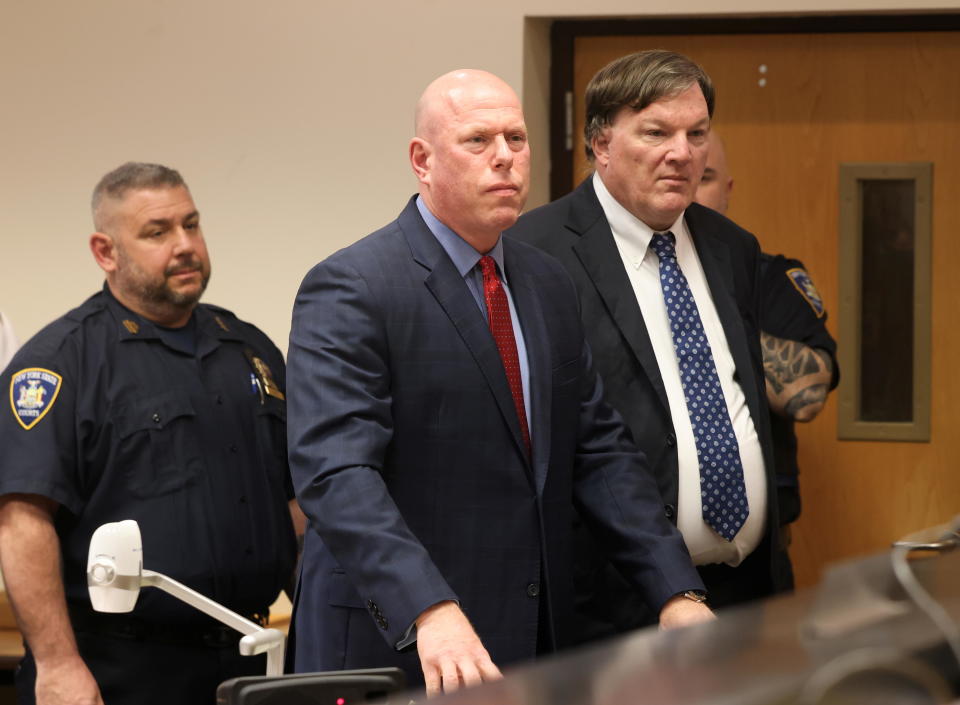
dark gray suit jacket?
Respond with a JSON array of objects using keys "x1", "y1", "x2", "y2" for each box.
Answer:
[
  {"x1": 285, "y1": 197, "x2": 702, "y2": 684},
  {"x1": 508, "y1": 179, "x2": 783, "y2": 638}
]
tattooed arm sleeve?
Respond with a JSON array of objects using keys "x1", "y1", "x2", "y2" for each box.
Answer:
[{"x1": 761, "y1": 331, "x2": 834, "y2": 422}]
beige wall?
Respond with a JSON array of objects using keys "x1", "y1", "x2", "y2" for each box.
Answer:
[{"x1": 2, "y1": 0, "x2": 957, "y2": 352}]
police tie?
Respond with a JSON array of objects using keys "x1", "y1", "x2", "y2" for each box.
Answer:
[
  {"x1": 479, "y1": 255, "x2": 531, "y2": 458},
  {"x1": 649, "y1": 232, "x2": 748, "y2": 541}
]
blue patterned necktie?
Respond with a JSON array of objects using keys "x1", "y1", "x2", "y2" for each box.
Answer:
[{"x1": 650, "y1": 232, "x2": 748, "y2": 541}]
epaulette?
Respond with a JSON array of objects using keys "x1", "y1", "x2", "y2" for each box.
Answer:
[
  {"x1": 63, "y1": 290, "x2": 110, "y2": 324},
  {"x1": 14, "y1": 313, "x2": 85, "y2": 360},
  {"x1": 21, "y1": 292, "x2": 114, "y2": 358}
]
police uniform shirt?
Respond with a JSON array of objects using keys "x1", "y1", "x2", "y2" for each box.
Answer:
[
  {"x1": 759, "y1": 254, "x2": 840, "y2": 525},
  {"x1": 0, "y1": 284, "x2": 296, "y2": 624}
]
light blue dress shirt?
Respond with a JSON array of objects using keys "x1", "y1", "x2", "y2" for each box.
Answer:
[{"x1": 415, "y1": 196, "x2": 532, "y2": 437}]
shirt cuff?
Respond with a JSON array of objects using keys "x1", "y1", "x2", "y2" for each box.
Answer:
[{"x1": 395, "y1": 622, "x2": 418, "y2": 652}]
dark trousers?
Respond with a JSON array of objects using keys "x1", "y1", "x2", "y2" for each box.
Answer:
[{"x1": 16, "y1": 631, "x2": 266, "y2": 705}]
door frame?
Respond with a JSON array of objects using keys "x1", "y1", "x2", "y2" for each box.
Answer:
[{"x1": 549, "y1": 13, "x2": 960, "y2": 200}]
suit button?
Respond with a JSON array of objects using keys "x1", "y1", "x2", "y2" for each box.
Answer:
[
  {"x1": 526, "y1": 583, "x2": 539, "y2": 598},
  {"x1": 666, "y1": 433, "x2": 676, "y2": 447},
  {"x1": 664, "y1": 504, "x2": 676, "y2": 519}
]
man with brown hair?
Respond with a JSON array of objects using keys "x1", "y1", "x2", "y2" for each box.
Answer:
[
  {"x1": 509, "y1": 50, "x2": 786, "y2": 642},
  {"x1": 0, "y1": 162, "x2": 300, "y2": 705}
]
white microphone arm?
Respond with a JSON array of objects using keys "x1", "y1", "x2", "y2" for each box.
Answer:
[{"x1": 87, "y1": 519, "x2": 285, "y2": 676}]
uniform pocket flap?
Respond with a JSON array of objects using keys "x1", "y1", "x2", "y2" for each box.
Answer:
[{"x1": 114, "y1": 392, "x2": 197, "y2": 439}]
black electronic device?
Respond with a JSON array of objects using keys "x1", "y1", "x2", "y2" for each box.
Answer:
[{"x1": 216, "y1": 667, "x2": 407, "y2": 705}]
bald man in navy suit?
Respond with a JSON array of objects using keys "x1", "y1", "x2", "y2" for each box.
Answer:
[{"x1": 286, "y1": 68, "x2": 713, "y2": 696}]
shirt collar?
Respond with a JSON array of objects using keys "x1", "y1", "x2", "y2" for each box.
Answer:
[
  {"x1": 100, "y1": 282, "x2": 241, "y2": 348},
  {"x1": 101, "y1": 283, "x2": 165, "y2": 342},
  {"x1": 592, "y1": 171, "x2": 689, "y2": 266},
  {"x1": 416, "y1": 196, "x2": 506, "y2": 278}
]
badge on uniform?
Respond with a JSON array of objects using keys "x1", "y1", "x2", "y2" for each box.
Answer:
[
  {"x1": 243, "y1": 346, "x2": 285, "y2": 403},
  {"x1": 253, "y1": 357, "x2": 285, "y2": 401},
  {"x1": 9, "y1": 368, "x2": 63, "y2": 430},
  {"x1": 786, "y1": 267, "x2": 825, "y2": 318}
]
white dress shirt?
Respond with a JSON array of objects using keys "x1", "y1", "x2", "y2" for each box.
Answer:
[{"x1": 593, "y1": 173, "x2": 766, "y2": 566}]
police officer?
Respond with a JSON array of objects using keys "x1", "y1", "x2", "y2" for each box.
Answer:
[
  {"x1": 696, "y1": 132, "x2": 839, "y2": 589},
  {"x1": 0, "y1": 162, "x2": 301, "y2": 705}
]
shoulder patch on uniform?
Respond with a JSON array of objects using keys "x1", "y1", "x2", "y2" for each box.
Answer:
[
  {"x1": 786, "y1": 267, "x2": 825, "y2": 318},
  {"x1": 9, "y1": 368, "x2": 63, "y2": 430}
]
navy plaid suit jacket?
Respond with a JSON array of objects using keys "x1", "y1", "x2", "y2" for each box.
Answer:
[{"x1": 285, "y1": 196, "x2": 700, "y2": 684}]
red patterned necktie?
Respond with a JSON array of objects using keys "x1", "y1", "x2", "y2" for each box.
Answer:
[{"x1": 479, "y1": 255, "x2": 531, "y2": 458}]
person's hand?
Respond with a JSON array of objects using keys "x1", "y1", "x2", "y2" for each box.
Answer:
[
  {"x1": 658, "y1": 594, "x2": 716, "y2": 630},
  {"x1": 415, "y1": 601, "x2": 502, "y2": 696},
  {"x1": 35, "y1": 655, "x2": 103, "y2": 705}
]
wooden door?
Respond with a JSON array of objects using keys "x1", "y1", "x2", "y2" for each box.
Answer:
[{"x1": 571, "y1": 31, "x2": 960, "y2": 588}]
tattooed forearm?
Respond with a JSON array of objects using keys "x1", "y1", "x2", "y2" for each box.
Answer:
[
  {"x1": 761, "y1": 331, "x2": 834, "y2": 420},
  {"x1": 784, "y1": 383, "x2": 828, "y2": 419},
  {"x1": 762, "y1": 334, "x2": 825, "y2": 388}
]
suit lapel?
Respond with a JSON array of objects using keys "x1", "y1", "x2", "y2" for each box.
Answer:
[
  {"x1": 399, "y1": 200, "x2": 534, "y2": 476},
  {"x1": 567, "y1": 181, "x2": 671, "y2": 413},
  {"x1": 504, "y1": 246, "x2": 551, "y2": 494},
  {"x1": 686, "y1": 207, "x2": 761, "y2": 423}
]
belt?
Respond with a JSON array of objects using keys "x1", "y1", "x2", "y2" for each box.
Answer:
[{"x1": 68, "y1": 606, "x2": 268, "y2": 648}]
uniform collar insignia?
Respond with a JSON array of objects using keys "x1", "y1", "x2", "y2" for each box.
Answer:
[{"x1": 122, "y1": 319, "x2": 139, "y2": 334}]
